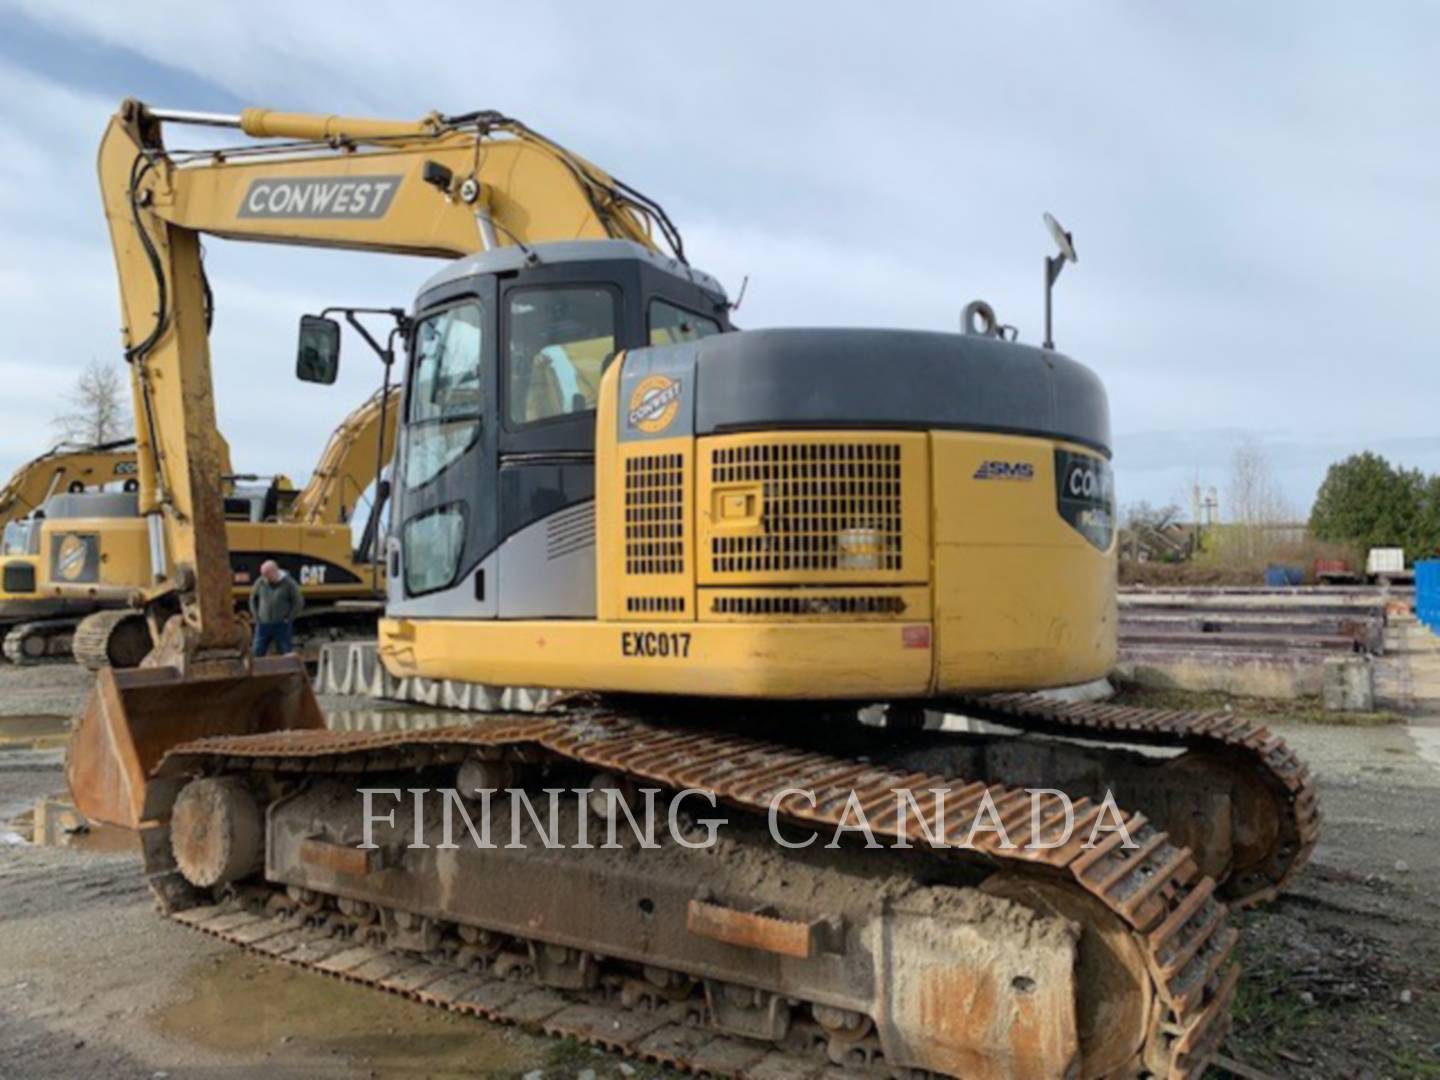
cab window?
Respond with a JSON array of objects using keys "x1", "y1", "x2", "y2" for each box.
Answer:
[
  {"x1": 506, "y1": 286, "x2": 616, "y2": 426},
  {"x1": 402, "y1": 503, "x2": 466, "y2": 595},
  {"x1": 405, "y1": 302, "x2": 484, "y2": 489},
  {"x1": 649, "y1": 299, "x2": 719, "y2": 346}
]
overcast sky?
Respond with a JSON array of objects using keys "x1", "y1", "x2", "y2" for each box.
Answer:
[{"x1": 1, "y1": 2, "x2": 1436, "y2": 519}]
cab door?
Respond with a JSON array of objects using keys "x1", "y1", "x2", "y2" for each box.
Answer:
[
  {"x1": 387, "y1": 286, "x2": 501, "y2": 618},
  {"x1": 493, "y1": 269, "x2": 630, "y2": 617}
]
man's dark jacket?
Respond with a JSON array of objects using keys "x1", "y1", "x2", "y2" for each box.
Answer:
[{"x1": 249, "y1": 573, "x2": 304, "y2": 624}]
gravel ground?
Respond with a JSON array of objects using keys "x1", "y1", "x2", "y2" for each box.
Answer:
[{"x1": 0, "y1": 661, "x2": 1437, "y2": 1078}]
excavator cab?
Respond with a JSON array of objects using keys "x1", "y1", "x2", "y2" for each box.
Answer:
[{"x1": 381, "y1": 240, "x2": 729, "y2": 621}]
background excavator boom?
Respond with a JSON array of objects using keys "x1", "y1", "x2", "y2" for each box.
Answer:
[
  {"x1": 287, "y1": 385, "x2": 399, "y2": 529},
  {"x1": 0, "y1": 439, "x2": 137, "y2": 531}
]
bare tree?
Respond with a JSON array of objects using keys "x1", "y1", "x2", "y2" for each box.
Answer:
[
  {"x1": 1224, "y1": 435, "x2": 1293, "y2": 562},
  {"x1": 52, "y1": 359, "x2": 130, "y2": 446}
]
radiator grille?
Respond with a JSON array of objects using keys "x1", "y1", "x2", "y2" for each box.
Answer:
[
  {"x1": 710, "y1": 442, "x2": 903, "y2": 575},
  {"x1": 624, "y1": 453, "x2": 685, "y2": 575},
  {"x1": 710, "y1": 593, "x2": 906, "y2": 617}
]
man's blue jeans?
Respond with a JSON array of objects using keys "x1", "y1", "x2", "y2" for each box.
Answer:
[{"x1": 253, "y1": 621, "x2": 294, "y2": 656}]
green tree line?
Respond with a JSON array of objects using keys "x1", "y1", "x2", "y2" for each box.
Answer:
[{"x1": 1309, "y1": 451, "x2": 1440, "y2": 561}]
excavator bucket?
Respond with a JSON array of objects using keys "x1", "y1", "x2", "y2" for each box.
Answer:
[{"x1": 67, "y1": 655, "x2": 324, "y2": 830}]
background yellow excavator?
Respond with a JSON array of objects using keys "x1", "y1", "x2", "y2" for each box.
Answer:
[
  {"x1": 0, "y1": 439, "x2": 138, "y2": 592},
  {"x1": 0, "y1": 385, "x2": 397, "y2": 664},
  {"x1": 1, "y1": 437, "x2": 144, "y2": 649},
  {"x1": 61, "y1": 99, "x2": 1321, "y2": 1078}
]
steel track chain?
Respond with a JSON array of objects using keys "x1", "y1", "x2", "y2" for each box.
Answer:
[
  {"x1": 154, "y1": 708, "x2": 1240, "y2": 1077},
  {"x1": 951, "y1": 694, "x2": 1322, "y2": 906},
  {"x1": 172, "y1": 899, "x2": 891, "y2": 1078}
]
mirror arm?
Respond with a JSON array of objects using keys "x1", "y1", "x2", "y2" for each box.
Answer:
[{"x1": 319, "y1": 307, "x2": 401, "y2": 367}]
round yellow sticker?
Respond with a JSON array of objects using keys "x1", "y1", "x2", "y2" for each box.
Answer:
[{"x1": 627, "y1": 375, "x2": 683, "y2": 434}]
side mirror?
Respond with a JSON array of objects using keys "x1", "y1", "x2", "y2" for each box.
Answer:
[{"x1": 296, "y1": 314, "x2": 341, "y2": 384}]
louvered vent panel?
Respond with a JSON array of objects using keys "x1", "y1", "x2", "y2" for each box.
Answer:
[{"x1": 711, "y1": 593, "x2": 906, "y2": 617}]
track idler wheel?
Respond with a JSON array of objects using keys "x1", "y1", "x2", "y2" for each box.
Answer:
[
  {"x1": 72, "y1": 610, "x2": 152, "y2": 670},
  {"x1": 980, "y1": 873, "x2": 1153, "y2": 1079},
  {"x1": 1165, "y1": 750, "x2": 1281, "y2": 898},
  {"x1": 170, "y1": 777, "x2": 263, "y2": 888}
]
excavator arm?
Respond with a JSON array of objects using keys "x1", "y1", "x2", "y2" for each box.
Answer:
[
  {"x1": 75, "y1": 98, "x2": 678, "y2": 827},
  {"x1": 98, "y1": 98, "x2": 671, "y2": 657}
]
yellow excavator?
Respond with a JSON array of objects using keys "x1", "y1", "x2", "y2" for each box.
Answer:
[
  {"x1": 66, "y1": 100, "x2": 1321, "y2": 1078},
  {"x1": 0, "y1": 438, "x2": 142, "y2": 651},
  {"x1": 0, "y1": 386, "x2": 396, "y2": 664}
]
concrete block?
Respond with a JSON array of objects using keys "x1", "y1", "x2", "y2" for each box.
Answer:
[{"x1": 1323, "y1": 656, "x2": 1374, "y2": 712}]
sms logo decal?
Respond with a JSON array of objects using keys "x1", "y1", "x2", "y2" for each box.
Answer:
[
  {"x1": 627, "y1": 375, "x2": 683, "y2": 434},
  {"x1": 973, "y1": 460, "x2": 1035, "y2": 481}
]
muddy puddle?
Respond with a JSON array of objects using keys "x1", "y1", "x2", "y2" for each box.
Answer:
[
  {"x1": 151, "y1": 950, "x2": 551, "y2": 1078},
  {"x1": 45, "y1": 817, "x2": 140, "y2": 853},
  {"x1": 12, "y1": 796, "x2": 142, "y2": 853},
  {"x1": 0, "y1": 713, "x2": 70, "y2": 748}
]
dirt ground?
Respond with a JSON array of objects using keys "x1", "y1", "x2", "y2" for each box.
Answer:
[{"x1": 1, "y1": 663, "x2": 1437, "y2": 1079}]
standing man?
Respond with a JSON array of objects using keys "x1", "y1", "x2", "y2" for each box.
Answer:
[{"x1": 249, "y1": 559, "x2": 304, "y2": 656}]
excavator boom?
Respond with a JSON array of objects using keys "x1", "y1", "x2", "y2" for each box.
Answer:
[
  {"x1": 97, "y1": 98, "x2": 672, "y2": 651},
  {"x1": 0, "y1": 439, "x2": 137, "y2": 532},
  {"x1": 75, "y1": 98, "x2": 682, "y2": 824}
]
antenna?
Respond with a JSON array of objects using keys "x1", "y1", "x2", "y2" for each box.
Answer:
[
  {"x1": 1042, "y1": 212, "x2": 1077, "y2": 350},
  {"x1": 729, "y1": 274, "x2": 749, "y2": 313}
]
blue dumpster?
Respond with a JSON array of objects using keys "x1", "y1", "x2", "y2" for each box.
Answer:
[{"x1": 1415, "y1": 560, "x2": 1440, "y2": 630}]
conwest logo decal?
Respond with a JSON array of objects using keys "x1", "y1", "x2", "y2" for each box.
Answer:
[
  {"x1": 972, "y1": 460, "x2": 1035, "y2": 481},
  {"x1": 237, "y1": 175, "x2": 403, "y2": 219},
  {"x1": 627, "y1": 375, "x2": 683, "y2": 434}
]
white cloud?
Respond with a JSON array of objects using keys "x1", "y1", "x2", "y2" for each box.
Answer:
[{"x1": 2, "y1": 3, "x2": 1439, "y2": 514}]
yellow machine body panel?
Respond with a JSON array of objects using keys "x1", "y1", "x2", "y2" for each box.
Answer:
[
  {"x1": 930, "y1": 431, "x2": 1117, "y2": 689},
  {"x1": 380, "y1": 617, "x2": 933, "y2": 698},
  {"x1": 380, "y1": 345, "x2": 1117, "y2": 699},
  {"x1": 42, "y1": 515, "x2": 150, "y2": 595}
]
